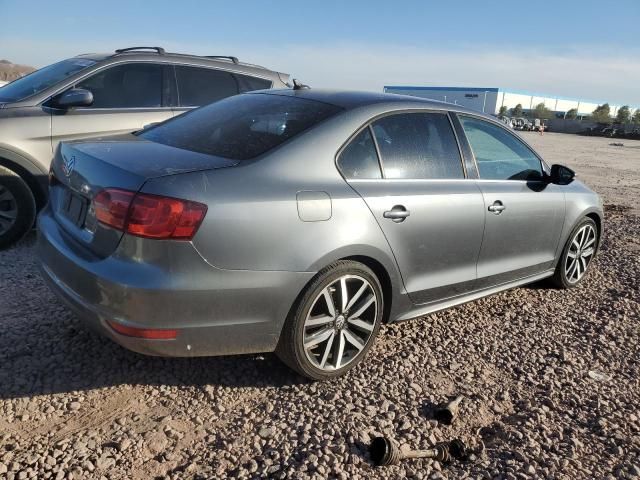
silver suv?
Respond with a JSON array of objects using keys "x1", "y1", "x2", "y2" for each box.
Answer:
[{"x1": 0, "y1": 46, "x2": 289, "y2": 248}]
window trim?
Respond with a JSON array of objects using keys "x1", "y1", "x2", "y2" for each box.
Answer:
[
  {"x1": 335, "y1": 108, "x2": 468, "y2": 182},
  {"x1": 453, "y1": 112, "x2": 550, "y2": 182}
]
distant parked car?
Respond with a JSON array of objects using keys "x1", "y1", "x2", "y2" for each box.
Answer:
[
  {"x1": 38, "y1": 89, "x2": 603, "y2": 380},
  {"x1": 0, "y1": 46, "x2": 289, "y2": 249}
]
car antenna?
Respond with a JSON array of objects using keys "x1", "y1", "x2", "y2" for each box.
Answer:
[{"x1": 292, "y1": 79, "x2": 310, "y2": 90}]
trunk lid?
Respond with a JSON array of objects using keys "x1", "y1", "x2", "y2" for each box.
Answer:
[{"x1": 50, "y1": 134, "x2": 238, "y2": 257}]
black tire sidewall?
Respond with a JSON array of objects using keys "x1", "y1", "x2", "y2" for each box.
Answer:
[
  {"x1": 554, "y1": 217, "x2": 598, "y2": 289},
  {"x1": 0, "y1": 166, "x2": 36, "y2": 250},
  {"x1": 279, "y1": 261, "x2": 384, "y2": 381}
]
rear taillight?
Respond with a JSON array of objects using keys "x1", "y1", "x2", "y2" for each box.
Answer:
[{"x1": 93, "y1": 188, "x2": 207, "y2": 240}]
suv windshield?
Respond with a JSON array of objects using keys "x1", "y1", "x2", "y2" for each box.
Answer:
[
  {"x1": 0, "y1": 58, "x2": 96, "y2": 103},
  {"x1": 140, "y1": 93, "x2": 343, "y2": 160}
]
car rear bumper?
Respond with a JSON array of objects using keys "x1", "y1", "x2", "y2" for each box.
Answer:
[{"x1": 37, "y1": 207, "x2": 314, "y2": 357}]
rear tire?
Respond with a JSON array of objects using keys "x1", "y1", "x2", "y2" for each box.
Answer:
[
  {"x1": 550, "y1": 217, "x2": 598, "y2": 289},
  {"x1": 0, "y1": 165, "x2": 36, "y2": 250},
  {"x1": 276, "y1": 260, "x2": 384, "y2": 381}
]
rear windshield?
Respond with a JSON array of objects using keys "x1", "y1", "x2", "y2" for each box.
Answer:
[
  {"x1": 0, "y1": 58, "x2": 96, "y2": 103},
  {"x1": 139, "y1": 93, "x2": 343, "y2": 160}
]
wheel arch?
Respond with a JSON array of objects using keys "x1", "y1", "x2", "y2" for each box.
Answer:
[
  {"x1": 305, "y1": 245, "x2": 403, "y2": 324},
  {"x1": 0, "y1": 146, "x2": 49, "y2": 211}
]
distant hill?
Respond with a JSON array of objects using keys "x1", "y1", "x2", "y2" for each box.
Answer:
[{"x1": 0, "y1": 60, "x2": 36, "y2": 82}]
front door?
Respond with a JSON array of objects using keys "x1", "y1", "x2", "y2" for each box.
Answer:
[
  {"x1": 50, "y1": 62, "x2": 174, "y2": 152},
  {"x1": 457, "y1": 115, "x2": 565, "y2": 288},
  {"x1": 339, "y1": 111, "x2": 485, "y2": 304}
]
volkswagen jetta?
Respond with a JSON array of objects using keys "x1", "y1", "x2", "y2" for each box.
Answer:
[{"x1": 38, "y1": 89, "x2": 603, "y2": 380}]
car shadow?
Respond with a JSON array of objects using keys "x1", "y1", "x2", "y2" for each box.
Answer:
[{"x1": 0, "y1": 233, "x2": 308, "y2": 400}]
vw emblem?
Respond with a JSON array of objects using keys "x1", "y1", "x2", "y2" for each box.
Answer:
[{"x1": 62, "y1": 155, "x2": 76, "y2": 177}]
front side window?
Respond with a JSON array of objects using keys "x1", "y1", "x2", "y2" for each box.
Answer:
[
  {"x1": 140, "y1": 93, "x2": 343, "y2": 160},
  {"x1": 459, "y1": 116, "x2": 543, "y2": 181},
  {"x1": 0, "y1": 58, "x2": 96, "y2": 103},
  {"x1": 76, "y1": 63, "x2": 163, "y2": 108},
  {"x1": 337, "y1": 128, "x2": 382, "y2": 179},
  {"x1": 371, "y1": 113, "x2": 464, "y2": 179}
]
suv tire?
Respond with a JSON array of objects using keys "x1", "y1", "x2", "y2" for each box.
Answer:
[{"x1": 0, "y1": 165, "x2": 36, "y2": 250}]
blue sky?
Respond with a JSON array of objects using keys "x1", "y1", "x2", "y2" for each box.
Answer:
[{"x1": 2, "y1": 0, "x2": 639, "y2": 104}]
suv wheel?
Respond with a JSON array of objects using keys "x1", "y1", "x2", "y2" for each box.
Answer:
[
  {"x1": 551, "y1": 217, "x2": 599, "y2": 289},
  {"x1": 0, "y1": 165, "x2": 36, "y2": 250},
  {"x1": 277, "y1": 260, "x2": 384, "y2": 380}
]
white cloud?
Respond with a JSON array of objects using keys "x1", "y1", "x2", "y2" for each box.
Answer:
[{"x1": 3, "y1": 38, "x2": 639, "y2": 105}]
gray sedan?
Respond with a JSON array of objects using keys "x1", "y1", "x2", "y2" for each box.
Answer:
[{"x1": 38, "y1": 89, "x2": 603, "y2": 380}]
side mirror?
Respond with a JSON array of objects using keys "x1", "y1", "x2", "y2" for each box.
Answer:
[
  {"x1": 55, "y1": 88, "x2": 94, "y2": 108},
  {"x1": 548, "y1": 164, "x2": 575, "y2": 185}
]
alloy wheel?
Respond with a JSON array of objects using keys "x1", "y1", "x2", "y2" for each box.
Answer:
[
  {"x1": 303, "y1": 274, "x2": 378, "y2": 371},
  {"x1": 0, "y1": 184, "x2": 18, "y2": 235},
  {"x1": 565, "y1": 224, "x2": 596, "y2": 284}
]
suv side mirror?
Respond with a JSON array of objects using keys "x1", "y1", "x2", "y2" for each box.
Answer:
[
  {"x1": 55, "y1": 88, "x2": 94, "y2": 108},
  {"x1": 548, "y1": 164, "x2": 575, "y2": 185}
]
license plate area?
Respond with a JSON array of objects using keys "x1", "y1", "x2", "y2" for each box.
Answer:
[{"x1": 61, "y1": 188, "x2": 88, "y2": 228}]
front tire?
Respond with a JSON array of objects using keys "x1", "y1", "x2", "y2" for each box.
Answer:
[
  {"x1": 0, "y1": 165, "x2": 36, "y2": 250},
  {"x1": 277, "y1": 260, "x2": 384, "y2": 381},
  {"x1": 551, "y1": 217, "x2": 599, "y2": 289}
]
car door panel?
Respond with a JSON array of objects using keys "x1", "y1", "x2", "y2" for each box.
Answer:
[
  {"x1": 337, "y1": 112, "x2": 485, "y2": 305},
  {"x1": 350, "y1": 180, "x2": 485, "y2": 304},
  {"x1": 475, "y1": 181, "x2": 565, "y2": 288},
  {"x1": 50, "y1": 63, "x2": 173, "y2": 152},
  {"x1": 456, "y1": 114, "x2": 566, "y2": 288}
]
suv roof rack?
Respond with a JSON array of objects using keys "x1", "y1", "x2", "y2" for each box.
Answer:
[
  {"x1": 114, "y1": 46, "x2": 165, "y2": 55},
  {"x1": 203, "y1": 55, "x2": 239, "y2": 64}
]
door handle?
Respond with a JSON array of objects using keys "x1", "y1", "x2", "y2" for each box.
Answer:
[
  {"x1": 383, "y1": 205, "x2": 410, "y2": 223},
  {"x1": 488, "y1": 201, "x2": 506, "y2": 215}
]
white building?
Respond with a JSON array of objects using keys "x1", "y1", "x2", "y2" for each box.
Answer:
[{"x1": 383, "y1": 86, "x2": 638, "y2": 118}]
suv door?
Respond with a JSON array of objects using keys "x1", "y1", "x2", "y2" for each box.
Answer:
[
  {"x1": 456, "y1": 114, "x2": 565, "y2": 288},
  {"x1": 50, "y1": 62, "x2": 174, "y2": 150},
  {"x1": 171, "y1": 65, "x2": 272, "y2": 116},
  {"x1": 338, "y1": 111, "x2": 485, "y2": 305}
]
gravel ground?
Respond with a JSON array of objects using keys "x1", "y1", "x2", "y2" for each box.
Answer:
[{"x1": 1, "y1": 133, "x2": 639, "y2": 480}]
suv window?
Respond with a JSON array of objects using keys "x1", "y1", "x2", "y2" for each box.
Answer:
[
  {"x1": 459, "y1": 116, "x2": 543, "y2": 181},
  {"x1": 236, "y1": 74, "x2": 272, "y2": 93},
  {"x1": 371, "y1": 113, "x2": 464, "y2": 179},
  {"x1": 76, "y1": 63, "x2": 164, "y2": 108},
  {"x1": 175, "y1": 66, "x2": 238, "y2": 107},
  {"x1": 0, "y1": 58, "x2": 96, "y2": 103},
  {"x1": 140, "y1": 93, "x2": 343, "y2": 160},
  {"x1": 337, "y1": 128, "x2": 382, "y2": 179}
]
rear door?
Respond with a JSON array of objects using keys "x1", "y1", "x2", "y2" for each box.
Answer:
[
  {"x1": 50, "y1": 62, "x2": 174, "y2": 150},
  {"x1": 171, "y1": 65, "x2": 273, "y2": 117},
  {"x1": 339, "y1": 111, "x2": 485, "y2": 305},
  {"x1": 456, "y1": 114, "x2": 565, "y2": 287}
]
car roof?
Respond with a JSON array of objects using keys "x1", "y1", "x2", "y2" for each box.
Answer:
[
  {"x1": 73, "y1": 50, "x2": 284, "y2": 77},
  {"x1": 255, "y1": 88, "x2": 487, "y2": 116}
]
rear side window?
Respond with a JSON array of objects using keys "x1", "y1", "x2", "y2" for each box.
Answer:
[
  {"x1": 76, "y1": 63, "x2": 164, "y2": 108},
  {"x1": 236, "y1": 74, "x2": 272, "y2": 93},
  {"x1": 337, "y1": 128, "x2": 382, "y2": 179},
  {"x1": 371, "y1": 113, "x2": 464, "y2": 179},
  {"x1": 174, "y1": 66, "x2": 238, "y2": 106},
  {"x1": 140, "y1": 93, "x2": 343, "y2": 160},
  {"x1": 459, "y1": 116, "x2": 543, "y2": 181}
]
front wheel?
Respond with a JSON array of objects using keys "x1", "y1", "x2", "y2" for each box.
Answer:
[
  {"x1": 551, "y1": 217, "x2": 599, "y2": 289},
  {"x1": 277, "y1": 260, "x2": 384, "y2": 381},
  {"x1": 0, "y1": 165, "x2": 36, "y2": 250}
]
